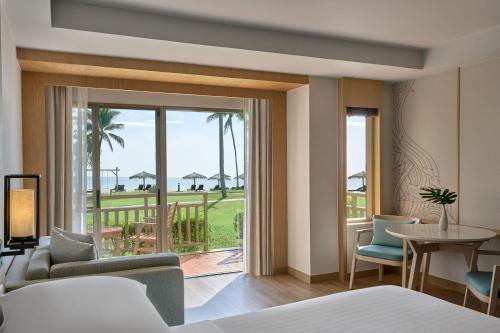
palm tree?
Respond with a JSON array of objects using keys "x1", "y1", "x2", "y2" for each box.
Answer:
[
  {"x1": 206, "y1": 112, "x2": 227, "y2": 198},
  {"x1": 87, "y1": 108, "x2": 125, "y2": 164},
  {"x1": 223, "y1": 112, "x2": 245, "y2": 188}
]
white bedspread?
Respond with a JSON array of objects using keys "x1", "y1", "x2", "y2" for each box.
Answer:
[{"x1": 177, "y1": 286, "x2": 500, "y2": 333}]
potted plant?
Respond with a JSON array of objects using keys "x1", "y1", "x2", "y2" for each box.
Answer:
[{"x1": 419, "y1": 187, "x2": 457, "y2": 231}]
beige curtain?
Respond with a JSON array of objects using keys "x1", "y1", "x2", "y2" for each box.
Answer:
[
  {"x1": 45, "y1": 86, "x2": 88, "y2": 233},
  {"x1": 245, "y1": 99, "x2": 273, "y2": 276}
]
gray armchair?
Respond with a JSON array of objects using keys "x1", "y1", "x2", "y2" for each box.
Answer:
[{"x1": 4, "y1": 244, "x2": 184, "y2": 326}]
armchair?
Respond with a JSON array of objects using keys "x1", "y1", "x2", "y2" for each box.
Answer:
[
  {"x1": 463, "y1": 249, "x2": 500, "y2": 315},
  {"x1": 349, "y1": 215, "x2": 419, "y2": 290}
]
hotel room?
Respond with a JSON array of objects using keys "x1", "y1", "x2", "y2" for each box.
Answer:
[{"x1": 0, "y1": 0, "x2": 499, "y2": 332}]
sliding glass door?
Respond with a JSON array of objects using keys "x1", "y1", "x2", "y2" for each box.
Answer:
[{"x1": 84, "y1": 103, "x2": 246, "y2": 275}]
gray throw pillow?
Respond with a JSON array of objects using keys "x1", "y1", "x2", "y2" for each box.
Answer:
[
  {"x1": 53, "y1": 227, "x2": 99, "y2": 259},
  {"x1": 50, "y1": 232, "x2": 97, "y2": 265}
]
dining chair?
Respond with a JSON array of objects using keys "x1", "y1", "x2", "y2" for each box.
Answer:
[
  {"x1": 132, "y1": 202, "x2": 178, "y2": 254},
  {"x1": 349, "y1": 214, "x2": 420, "y2": 290},
  {"x1": 463, "y1": 250, "x2": 500, "y2": 315}
]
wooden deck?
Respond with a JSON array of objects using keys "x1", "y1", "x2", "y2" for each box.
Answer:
[{"x1": 180, "y1": 249, "x2": 243, "y2": 277}]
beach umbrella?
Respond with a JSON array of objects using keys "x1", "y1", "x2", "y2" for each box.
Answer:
[
  {"x1": 183, "y1": 172, "x2": 207, "y2": 186},
  {"x1": 209, "y1": 173, "x2": 232, "y2": 186},
  {"x1": 129, "y1": 171, "x2": 156, "y2": 187},
  {"x1": 233, "y1": 173, "x2": 245, "y2": 180},
  {"x1": 348, "y1": 171, "x2": 366, "y2": 187}
]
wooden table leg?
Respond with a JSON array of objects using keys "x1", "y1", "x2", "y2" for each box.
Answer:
[
  {"x1": 114, "y1": 233, "x2": 122, "y2": 256},
  {"x1": 402, "y1": 240, "x2": 408, "y2": 288},
  {"x1": 420, "y1": 252, "x2": 431, "y2": 292},
  {"x1": 407, "y1": 241, "x2": 423, "y2": 290}
]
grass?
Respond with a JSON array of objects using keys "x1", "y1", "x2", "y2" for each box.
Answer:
[{"x1": 87, "y1": 189, "x2": 244, "y2": 254}]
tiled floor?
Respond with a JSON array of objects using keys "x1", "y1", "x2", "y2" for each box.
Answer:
[{"x1": 180, "y1": 249, "x2": 243, "y2": 277}]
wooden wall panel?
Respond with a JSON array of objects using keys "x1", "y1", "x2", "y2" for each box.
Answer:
[
  {"x1": 18, "y1": 48, "x2": 308, "y2": 91},
  {"x1": 22, "y1": 71, "x2": 288, "y2": 271},
  {"x1": 337, "y1": 78, "x2": 384, "y2": 281}
]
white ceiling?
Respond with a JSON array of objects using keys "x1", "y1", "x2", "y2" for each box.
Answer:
[
  {"x1": 74, "y1": 0, "x2": 500, "y2": 48},
  {"x1": 5, "y1": 0, "x2": 500, "y2": 81}
]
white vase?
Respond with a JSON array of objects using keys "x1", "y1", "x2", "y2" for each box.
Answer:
[{"x1": 439, "y1": 206, "x2": 448, "y2": 231}]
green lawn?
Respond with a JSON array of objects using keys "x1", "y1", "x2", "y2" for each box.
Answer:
[{"x1": 87, "y1": 189, "x2": 244, "y2": 254}]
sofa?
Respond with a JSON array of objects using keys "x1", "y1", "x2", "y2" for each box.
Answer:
[{"x1": 3, "y1": 237, "x2": 184, "y2": 326}]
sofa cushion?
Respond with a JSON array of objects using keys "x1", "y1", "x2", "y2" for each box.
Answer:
[
  {"x1": 26, "y1": 245, "x2": 51, "y2": 280},
  {"x1": 50, "y1": 232, "x2": 97, "y2": 265},
  {"x1": 50, "y1": 253, "x2": 180, "y2": 278},
  {"x1": 53, "y1": 227, "x2": 98, "y2": 259}
]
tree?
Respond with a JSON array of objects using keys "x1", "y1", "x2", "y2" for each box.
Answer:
[
  {"x1": 206, "y1": 112, "x2": 228, "y2": 198},
  {"x1": 87, "y1": 108, "x2": 125, "y2": 164},
  {"x1": 223, "y1": 113, "x2": 245, "y2": 188}
]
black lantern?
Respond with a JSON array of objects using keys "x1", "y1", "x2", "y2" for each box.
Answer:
[{"x1": 2, "y1": 174, "x2": 41, "y2": 256}]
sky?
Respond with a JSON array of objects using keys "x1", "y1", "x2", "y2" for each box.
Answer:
[
  {"x1": 99, "y1": 109, "x2": 245, "y2": 179},
  {"x1": 98, "y1": 109, "x2": 364, "y2": 180}
]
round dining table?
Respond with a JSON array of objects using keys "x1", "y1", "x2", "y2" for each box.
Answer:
[{"x1": 386, "y1": 224, "x2": 497, "y2": 291}]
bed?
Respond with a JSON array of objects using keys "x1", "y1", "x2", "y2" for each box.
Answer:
[{"x1": 0, "y1": 277, "x2": 498, "y2": 333}]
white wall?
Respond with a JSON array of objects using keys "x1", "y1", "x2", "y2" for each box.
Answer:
[
  {"x1": 286, "y1": 85, "x2": 311, "y2": 275},
  {"x1": 392, "y1": 60, "x2": 500, "y2": 284},
  {"x1": 0, "y1": 0, "x2": 22, "y2": 245},
  {"x1": 287, "y1": 77, "x2": 339, "y2": 277},
  {"x1": 309, "y1": 77, "x2": 339, "y2": 275}
]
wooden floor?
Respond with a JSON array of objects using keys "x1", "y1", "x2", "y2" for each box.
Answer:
[{"x1": 184, "y1": 272, "x2": 499, "y2": 323}]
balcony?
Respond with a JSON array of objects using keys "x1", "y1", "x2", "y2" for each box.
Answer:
[{"x1": 87, "y1": 190, "x2": 244, "y2": 276}]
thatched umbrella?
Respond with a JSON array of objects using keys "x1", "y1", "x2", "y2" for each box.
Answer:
[
  {"x1": 348, "y1": 171, "x2": 366, "y2": 187},
  {"x1": 234, "y1": 173, "x2": 245, "y2": 180},
  {"x1": 182, "y1": 172, "x2": 207, "y2": 186},
  {"x1": 209, "y1": 173, "x2": 232, "y2": 186},
  {"x1": 129, "y1": 171, "x2": 156, "y2": 187}
]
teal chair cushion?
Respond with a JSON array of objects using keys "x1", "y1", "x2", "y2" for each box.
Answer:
[
  {"x1": 371, "y1": 218, "x2": 414, "y2": 248},
  {"x1": 357, "y1": 244, "x2": 413, "y2": 261},
  {"x1": 465, "y1": 271, "x2": 500, "y2": 296}
]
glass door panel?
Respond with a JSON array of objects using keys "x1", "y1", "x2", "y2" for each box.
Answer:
[
  {"x1": 166, "y1": 109, "x2": 245, "y2": 276},
  {"x1": 90, "y1": 106, "x2": 159, "y2": 257}
]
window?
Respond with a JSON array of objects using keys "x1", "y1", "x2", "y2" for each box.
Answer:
[{"x1": 346, "y1": 107, "x2": 378, "y2": 221}]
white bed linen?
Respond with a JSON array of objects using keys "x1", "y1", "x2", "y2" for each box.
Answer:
[
  {"x1": 0, "y1": 276, "x2": 169, "y2": 333},
  {"x1": 177, "y1": 286, "x2": 499, "y2": 333}
]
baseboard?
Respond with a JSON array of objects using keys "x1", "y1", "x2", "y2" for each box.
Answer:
[
  {"x1": 287, "y1": 267, "x2": 312, "y2": 283},
  {"x1": 288, "y1": 266, "x2": 380, "y2": 284}
]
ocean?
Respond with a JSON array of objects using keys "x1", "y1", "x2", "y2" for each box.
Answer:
[{"x1": 88, "y1": 176, "x2": 364, "y2": 192}]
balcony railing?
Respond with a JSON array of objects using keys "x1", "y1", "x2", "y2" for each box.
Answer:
[
  {"x1": 346, "y1": 191, "x2": 366, "y2": 218},
  {"x1": 87, "y1": 191, "x2": 208, "y2": 255}
]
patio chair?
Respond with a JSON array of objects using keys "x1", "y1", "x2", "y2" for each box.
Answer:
[
  {"x1": 135, "y1": 184, "x2": 145, "y2": 191},
  {"x1": 349, "y1": 215, "x2": 420, "y2": 290},
  {"x1": 196, "y1": 184, "x2": 204, "y2": 191},
  {"x1": 132, "y1": 202, "x2": 178, "y2": 255},
  {"x1": 211, "y1": 184, "x2": 220, "y2": 191},
  {"x1": 463, "y1": 250, "x2": 500, "y2": 315},
  {"x1": 188, "y1": 184, "x2": 196, "y2": 191},
  {"x1": 144, "y1": 184, "x2": 152, "y2": 191}
]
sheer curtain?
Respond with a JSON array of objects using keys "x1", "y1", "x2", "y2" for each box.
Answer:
[
  {"x1": 244, "y1": 99, "x2": 273, "y2": 276},
  {"x1": 45, "y1": 86, "x2": 88, "y2": 234}
]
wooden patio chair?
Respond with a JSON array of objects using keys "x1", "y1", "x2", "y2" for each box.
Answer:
[
  {"x1": 463, "y1": 250, "x2": 500, "y2": 315},
  {"x1": 132, "y1": 202, "x2": 178, "y2": 255}
]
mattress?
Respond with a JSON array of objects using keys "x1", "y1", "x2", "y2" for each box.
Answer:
[{"x1": 172, "y1": 285, "x2": 500, "y2": 333}]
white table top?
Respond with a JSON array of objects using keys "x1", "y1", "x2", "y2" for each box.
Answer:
[{"x1": 386, "y1": 224, "x2": 497, "y2": 243}]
